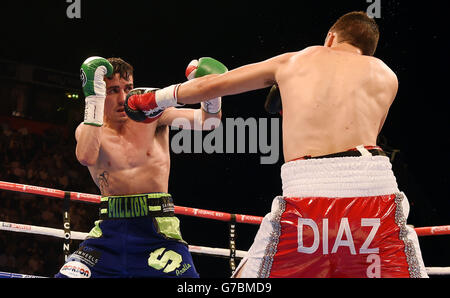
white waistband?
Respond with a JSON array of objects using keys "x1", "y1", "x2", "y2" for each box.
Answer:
[{"x1": 281, "y1": 156, "x2": 399, "y2": 198}]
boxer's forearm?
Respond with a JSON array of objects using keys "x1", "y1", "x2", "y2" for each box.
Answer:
[
  {"x1": 75, "y1": 124, "x2": 102, "y2": 166},
  {"x1": 177, "y1": 74, "x2": 223, "y2": 105},
  {"x1": 201, "y1": 109, "x2": 222, "y2": 130},
  {"x1": 177, "y1": 62, "x2": 276, "y2": 105}
]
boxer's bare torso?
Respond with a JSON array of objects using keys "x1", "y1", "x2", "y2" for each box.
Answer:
[
  {"x1": 179, "y1": 43, "x2": 398, "y2": 162},
  {"x1": 276, "y1": 45, "x2": 398, "y2": 161},
  {"x1": 77, "y1": 121, "x2": 171, "y2": 196},
  {"x1": 75, "y1": 73, "x2": 171, "y2": 196},
  {"x1": 76, "y1": 73, "x2": 217, "y2": 197}
]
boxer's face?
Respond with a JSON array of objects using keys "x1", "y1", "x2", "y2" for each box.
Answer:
[{"x1": 104, "y1": 73, "x2": 134, "y2": 123}]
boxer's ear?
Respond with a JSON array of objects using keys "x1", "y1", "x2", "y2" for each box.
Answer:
[{"x1": 324, "y1": 32, "x2": 336, "y2": 48}]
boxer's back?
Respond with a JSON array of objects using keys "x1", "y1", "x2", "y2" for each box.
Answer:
[{"x1": 277, "y1": 46, "x2": 398, "y2": 161}]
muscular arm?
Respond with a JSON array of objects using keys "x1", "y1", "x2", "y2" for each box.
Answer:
[
  {"x1": 158, "y1": 107, "x2": 222, "y2": 130},
  {"x1": 75, "y1": 123, "x2": 102, "y2": 166},
  {"x1": 176, "y1": 53, "x2": 293, "y2": 105}
]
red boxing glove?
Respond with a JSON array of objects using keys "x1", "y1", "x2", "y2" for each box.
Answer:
[
  {"x1": 125, "y1": 88, "x2": 162, "y2": 123},
  {"x1": 124, "y1": 85, "x2": 181, "y2": 123}
]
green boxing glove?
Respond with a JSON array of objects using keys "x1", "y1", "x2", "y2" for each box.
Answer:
[
  {"x1": 80, "y1": 56, "x2": 113, "y2": 126},
  {"x1": 185, "y1": 57, "x2": 228, "y2": 114}
]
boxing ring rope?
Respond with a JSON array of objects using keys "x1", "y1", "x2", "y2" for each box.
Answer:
[
  {"x1": 1, "y1": 180, "x2": 449, "y2": 277},
  {"x1": 0, "y1": 181, "x2": 263, "y2": 224},
  {"x1": 0, "y1": 220, "x2": 248, "y2": 259}
]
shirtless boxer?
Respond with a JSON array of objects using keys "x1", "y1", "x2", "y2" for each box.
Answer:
[
  {"x1": 55, "y1": 56, "x2": 226, "y2": 278},
  {"x1": 127, "y1": 11, "x2": 428, "y2": 278}
]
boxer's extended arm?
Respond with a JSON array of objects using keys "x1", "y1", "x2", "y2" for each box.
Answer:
[
  {"x1": 157, "y1": 58, "x2": 225, "y2": 129},
  {"x1": 125, "y1": 58, "x2": 225, "y2": 129},
  {"x1": 176, "y1": 53, "x2": 292, "y2": 105}
]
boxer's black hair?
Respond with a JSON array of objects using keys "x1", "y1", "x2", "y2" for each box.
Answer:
[
  {"x1": 107, "y1": 57, "x2": 134, "y2": 80},
  {"x1": 329, "y1": 11, "x2": 380, "y2": 56}
]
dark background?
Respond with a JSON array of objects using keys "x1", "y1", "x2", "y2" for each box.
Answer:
[{"x1": 0, "y1": 0, "x2": 449, "y2": 278}]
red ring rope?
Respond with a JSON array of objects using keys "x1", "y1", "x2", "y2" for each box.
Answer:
[{"x1": 0, "y1": 180, "x2": 263, "y2": 225}]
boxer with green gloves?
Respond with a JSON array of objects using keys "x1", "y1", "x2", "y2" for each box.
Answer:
[{"x1": 57, "y1": 56, "x2": 225, "y2": 278}]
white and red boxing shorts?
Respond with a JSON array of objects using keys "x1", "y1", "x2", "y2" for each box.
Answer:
[{"x1": 234, "y1": 146, "x2": 428, "y2": 278}]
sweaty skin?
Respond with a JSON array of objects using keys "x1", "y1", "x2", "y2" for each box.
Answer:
[
  {"x1": 177, "y1": 35, "x2": 398, "y2": 162},
  {"x1": 75, "y1": 73, "x2": 221, "y2": 196}
]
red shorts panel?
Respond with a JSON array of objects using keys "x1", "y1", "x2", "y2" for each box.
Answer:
[{"x1": 269, "y1": 195, "x2": 412, "y2": 278}]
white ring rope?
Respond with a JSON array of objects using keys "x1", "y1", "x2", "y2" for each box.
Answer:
[
  {"x1": 425, "y1": 267, "x2": 450, "y2": 276},
  {"x1": 0, "y1": 221, "x2": 248, "y2": 259},
  {"x1": 0, "y1": 271, "x2": 47, "y2": 278}
]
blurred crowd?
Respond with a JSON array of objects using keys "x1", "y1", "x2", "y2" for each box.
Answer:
[{"x1": 0, "y1": 124, "x2": 99, "y2": 277}]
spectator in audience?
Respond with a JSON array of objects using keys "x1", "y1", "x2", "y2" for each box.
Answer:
[{"x1": 0, "y1": 124, "x2": 98, "y2": 276}]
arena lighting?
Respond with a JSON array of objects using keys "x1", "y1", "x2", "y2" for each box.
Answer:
[{"x1": 65, "y1": 92, "x2": 79, "y2": 99}]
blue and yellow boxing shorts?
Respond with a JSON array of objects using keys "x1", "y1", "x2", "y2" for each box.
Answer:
[{"x1": 55, "y1": 193, "x2": 199, "y2": 278}]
